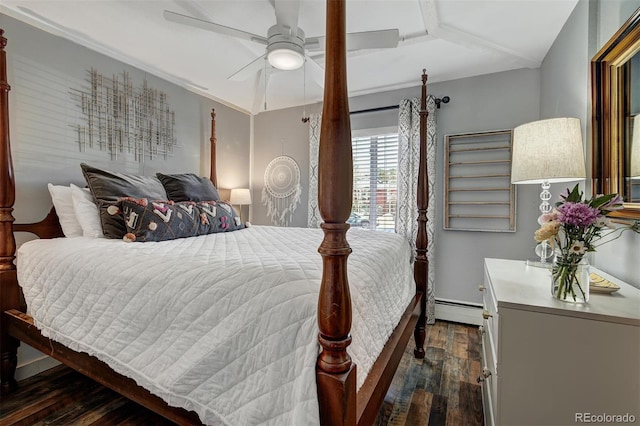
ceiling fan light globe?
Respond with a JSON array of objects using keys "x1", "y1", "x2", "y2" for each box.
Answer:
[{"x1": 268, "y1": 48, "x2": 304, "y2": 70}]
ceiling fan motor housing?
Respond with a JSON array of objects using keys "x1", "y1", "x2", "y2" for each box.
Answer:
[{"x1": 267, "y1": 25, "x2": 306, "y2": 70}]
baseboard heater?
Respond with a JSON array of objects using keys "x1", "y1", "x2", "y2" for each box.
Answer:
[{"x1": 434, "y1": 298, "x2": 483, "y2": 326}]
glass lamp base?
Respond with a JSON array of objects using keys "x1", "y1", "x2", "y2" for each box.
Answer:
[
  {"x1": 526, "y1": 259, "x2": 553, "y2": 269},
  {"x1": 526, "y1": 240, "x2": 554, "y2": 268}
]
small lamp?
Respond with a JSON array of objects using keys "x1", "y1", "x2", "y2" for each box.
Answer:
[
  {"x1": 511, "y1": 117, "x2": 586, "y2": 267},
  {"x1": 230, "y1": 188, "x2": 252, "y2": 222}
]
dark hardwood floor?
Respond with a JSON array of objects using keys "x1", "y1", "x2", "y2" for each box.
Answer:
[
  {"x1": 0, "y1": 320, "x2": 482, "y2": 426},
  {"x1": 376, "y1": 321, "x2": 483, "y2": 426}
]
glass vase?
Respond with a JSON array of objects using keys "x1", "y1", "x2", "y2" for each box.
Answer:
[{"x1": 551, "y1": 253, "x2": 590, "y2": 303}]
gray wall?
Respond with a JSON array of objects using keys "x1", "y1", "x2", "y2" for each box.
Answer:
[
  {"x1": 252, "y1": 104, "x2": 321, "y2": 226},
  {"x1": 428, "y1": 70, "x2": 541, "y2": 303},
  {"x1": 1, "y1": 13, "x2": 251, "y2": 375},
  {"x1": 539, "y1": 0, "x2": 640, "y2": 287},
  {"x1": 1, "y1": 13, "x2": 250, "y2": 226},
  {"x1": 252, "y1": 68, "x2": 541, "y2": 305}
]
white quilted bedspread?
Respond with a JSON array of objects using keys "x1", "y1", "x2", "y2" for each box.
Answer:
[{"x1": 17, "y1": 225, "x2": 414, "y2": 425}]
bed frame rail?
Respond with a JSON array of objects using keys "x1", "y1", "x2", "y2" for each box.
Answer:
[
  {"x1": 356, "y1": 296, "x2": 421, "y2": 425},
  {"x1": 4, "y1": 309, "x2": 202, "y2": 425}
]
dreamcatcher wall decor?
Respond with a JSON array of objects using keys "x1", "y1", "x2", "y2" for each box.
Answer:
[{"x1": 262, "y1": 155, "x2": 302, "y2": 226}]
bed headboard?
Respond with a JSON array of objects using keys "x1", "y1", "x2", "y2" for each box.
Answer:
[{"x1": 0, "y1": 28, "x2": 21, "y2": 395}]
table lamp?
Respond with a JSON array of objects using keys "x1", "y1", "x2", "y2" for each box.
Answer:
[
  {"x1": 230, "y1": 188, "x2": 252, "y2": 222},
  {"x1": 511, "y1": 117, "x2": 586, "y2": 267}
]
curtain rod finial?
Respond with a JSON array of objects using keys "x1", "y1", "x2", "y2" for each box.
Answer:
[{"x1": 434, "y1": 96, "x2": 450, "y2": 109}]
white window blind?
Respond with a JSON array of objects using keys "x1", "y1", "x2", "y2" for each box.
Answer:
[{"x1": 350, "y1": 133, "x2": 399, "y2": 232}]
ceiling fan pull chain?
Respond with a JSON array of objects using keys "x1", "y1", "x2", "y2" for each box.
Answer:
[
  {"x1": 264, "y1": 57, "x2": 268, "y2": 111},
  {"x1": 302, "y1": 58, "x2": 307, "y2": 122}
]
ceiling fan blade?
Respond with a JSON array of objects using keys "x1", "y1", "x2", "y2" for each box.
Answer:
[
  {"x1": 304, "y1": 36, "x2": 324, "y2": 52},
  {"x1": 228, "y1": 54, "x2": 267, "y2": 81},
  {"x1": 163, "y1": 10, "x2": 268, "y2": 45},
  {"x1": 347, "y1": 29, "x2": 400, "y2": 50},
  {"x1": 274, "y1": 0, "x2": 301, "y2": 34},
  {"x1": 252, "y1": 68, "x2": 273, "y2": 113},
  {"x1": 305, "y1": 56, "x2": 324, "y2": 88},
  {"x1": 306, "y1": 28, "x2": 399, "y2": 52},
  {"x1": 172, "y1": 0, "x2": 211, "y2": 21}
]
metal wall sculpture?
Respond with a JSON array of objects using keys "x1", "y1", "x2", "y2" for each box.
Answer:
[{"x1": 71, "y1": 68, "x2": 177, "y2": 161}]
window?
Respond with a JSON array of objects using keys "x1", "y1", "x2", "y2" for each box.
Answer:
[{"x1": 350, "y1": 132, "x2": 398, "y2": 232}]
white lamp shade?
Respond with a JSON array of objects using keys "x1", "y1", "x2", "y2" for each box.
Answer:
[
  {"x1": 511, "y1": 117, "x2": 586, "y2": 184},
  {"x1": 230, "y1": 188, "x2": 252, "y2": 205},
  {"x1": 631, "y1": 115, "x2": 640, "y2": 179}
]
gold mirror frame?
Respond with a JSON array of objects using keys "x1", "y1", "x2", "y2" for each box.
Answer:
[{"x1": 591, "y1": 8, "x2": 640, "y2": 220}]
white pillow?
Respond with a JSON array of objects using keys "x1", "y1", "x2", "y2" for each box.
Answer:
[
  {"x1": 47, "y1": 183, "x2": 83, "y2": 238},
  {"x1": 70, "y1": 183, "x2": 104, "y2": 238}
]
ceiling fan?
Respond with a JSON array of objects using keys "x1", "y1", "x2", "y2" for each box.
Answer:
[{"x1": 163, "y1": 0, "x2": 400, "y2": 89}]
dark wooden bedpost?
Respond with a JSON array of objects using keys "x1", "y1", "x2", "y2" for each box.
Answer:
[
  {"x1": 209, "y1": 108, "x2": 217, "y2": 187},
  {"x1": 0, "y1": 28, "x2": 20, "y2": 395},
  {"x1": 315, "y1": 0, "x2": 356, "y2": 425},
  {"x1": 413, "y1": 70, "x2": 429, "y2": 359}
]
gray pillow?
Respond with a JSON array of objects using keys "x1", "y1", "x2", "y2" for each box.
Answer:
[
  {"x1": 81, "y1": 163, "x2": 168, "y2": 239},
  {"x1": 156, "y1": 172, "x2": 220, "y2": 202}
]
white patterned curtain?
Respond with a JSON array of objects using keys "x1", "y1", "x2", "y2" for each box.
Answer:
[
  {"x1": 307, "y1": 113, "x2": 322, "y2": 228},
  {"x1": 397, "y1": 96, "x2": 437, "y2": 324}
]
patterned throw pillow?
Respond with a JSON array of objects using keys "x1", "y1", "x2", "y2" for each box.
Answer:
[
  {"x1": 111, "y1": 198, "x2": 245, "y2": 242},
  {"x1": 81, "y1": 163, "x2": 168, "y2": 239}
]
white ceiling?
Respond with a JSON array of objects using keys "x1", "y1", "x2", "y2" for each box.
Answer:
[{"x1": 0, "y1": 0, "x2": 579, "y2": 115}]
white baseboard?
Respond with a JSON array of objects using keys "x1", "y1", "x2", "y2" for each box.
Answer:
[
  {"x1": 16, "y1": 356, "x2": 60, "y2": 381},
  {"x1": 434, "y1": 298, "x2": 483, "y2": 326}
]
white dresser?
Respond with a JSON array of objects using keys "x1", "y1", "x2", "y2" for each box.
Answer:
[{"x1": 480, "y1": 258, "x2": 640, "y2": 426}]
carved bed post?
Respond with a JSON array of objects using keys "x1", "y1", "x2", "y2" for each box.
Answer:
[
  {"x1": 315, "y1": 0, "x2": 356, "y2": 425},
  {"x1": 209, "y1": 108, "x2": 217, "y2": 187},
  {"x1": 413, "y1": 70, "x2": 429, "y2": 358},
  {"x1": 0, "y1": 28, "x2": 20, "y2": 395}
]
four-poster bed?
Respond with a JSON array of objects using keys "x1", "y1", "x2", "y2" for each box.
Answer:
[{"x1": 0, "y1": 1, "x2": 431, "y2": 424}]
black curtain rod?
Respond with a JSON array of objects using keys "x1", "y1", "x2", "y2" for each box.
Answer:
[
  {"x1": 304, "y1": 96, "x2": 451, "y2": 122},
  {"x1": 349, "y1": 95, "x2": 451, "y2": 116},
  {"x1": 350, "y1": 105, "x2": 398, "y2": 115}
]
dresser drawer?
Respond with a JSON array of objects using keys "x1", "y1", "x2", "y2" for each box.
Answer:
[
  {"x1": 481, "y1": 266, "x2": 499, "y2": 352},
  {"x1": 479, "y1": 321, "x2": 497, "y2": 426}
]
